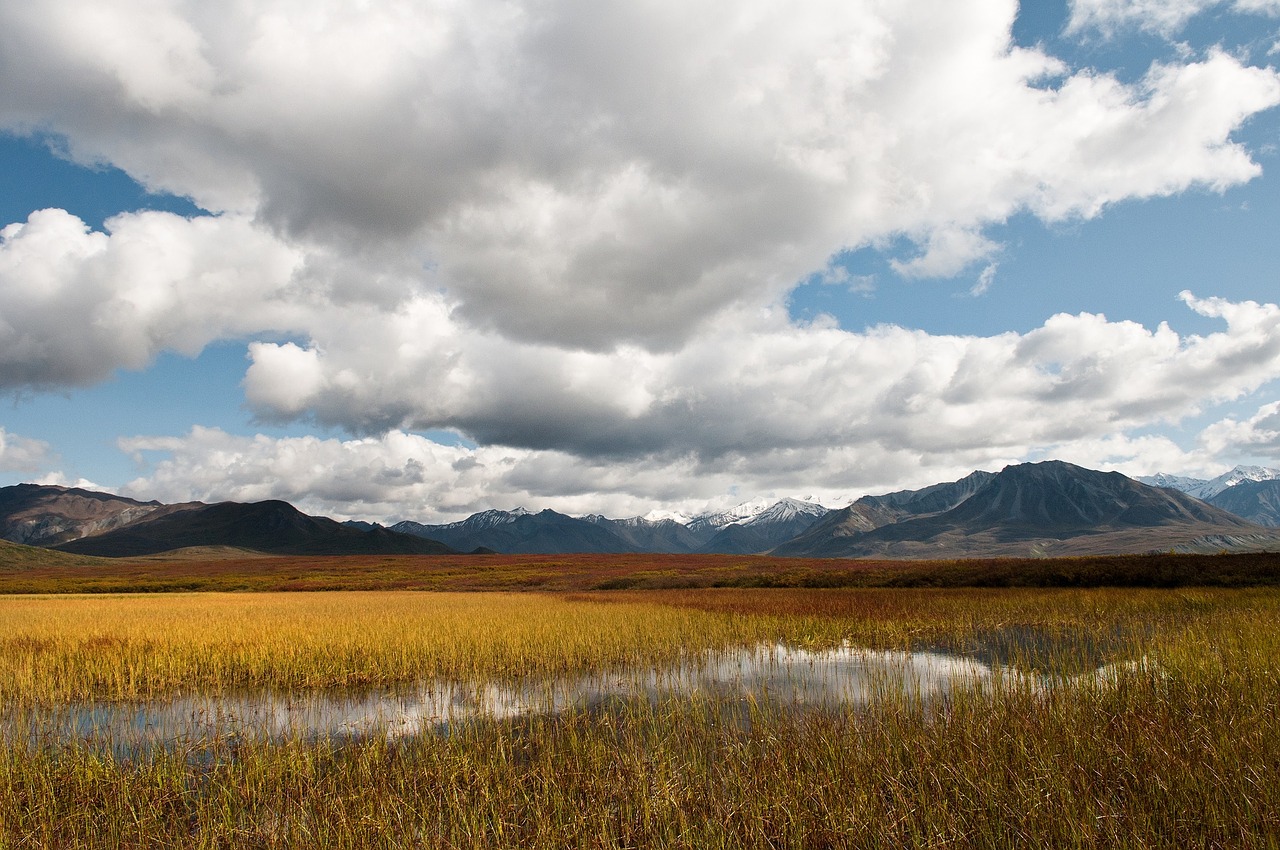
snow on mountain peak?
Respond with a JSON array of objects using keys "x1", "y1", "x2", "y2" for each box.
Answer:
[
  {"x1": 742, "y1": 498, "x2": 828, "y2": 527},
  {"x1": 1140, "y1": 466, "x2": 1280, "y2": 500},
  {"x1": 641, "y1": 508, "x2": 693, "y2": 524},
  {"x1": 688, "y1": 497, "x2": 829, "y2": 531}
]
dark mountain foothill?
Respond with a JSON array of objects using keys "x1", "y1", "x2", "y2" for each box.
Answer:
[
  {"x1": 51, "y1": 499, "x2": 454, "y2": 557},
  {"x1": 1206, "y1": 479, "x2": 1280, "y2": 528}
]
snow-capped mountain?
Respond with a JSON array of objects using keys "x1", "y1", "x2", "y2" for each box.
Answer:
[
  {"x1": 1136, "y1": 473, "x2": 1209, "y2": 493},
  {"x1": 738, "y1": 497, "x2": 828, "y2": 527},
  {"x1": 453, "y1": 507, "x2": 532, "y2": 529},
  {"x1": 686, "y1": 497, "x2": 778, "y2": 534},
  {"x1": 687, "y1": 496, "x2": 830, "y2": 535},
  {"x1": 394, "y1": 508, "x2": 636, "y2": 554},
  {"x1": 582, "y1": 514, "x2": 706, "y2": 553},
  {"x1": 1140, "y1": 466, "x2": 1280, "y2": 500},
  {"x1": 694, "y1": 498, "x2": 829, "y2": 554}
]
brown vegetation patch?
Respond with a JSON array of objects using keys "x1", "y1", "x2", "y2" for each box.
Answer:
[{"x1": 1, "y1": 549, "x2": 1279, "y2": 593}]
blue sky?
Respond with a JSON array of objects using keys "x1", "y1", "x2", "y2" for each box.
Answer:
[{"x1": 3, "y1": 0, "x2": 1280, "y2": 522}]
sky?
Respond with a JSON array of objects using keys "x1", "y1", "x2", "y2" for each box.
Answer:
[{"x1": 3, "y1": 0, "x2": 1280, "y2": 523}]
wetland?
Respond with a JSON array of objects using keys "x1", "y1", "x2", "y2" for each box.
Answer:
[{"x1": 1, "y1": 587, "x2": 1277, "y2": 847}]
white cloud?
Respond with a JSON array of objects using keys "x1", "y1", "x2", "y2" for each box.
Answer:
[
  {"x1": 1198, "y1": 399, "x2": 1280, "y2": 458},
  {"x1": 1030, "y1": 433, "x2": 1222, "y2": 479},
  {"x1": 0, "y1": 209, "x2": 302, "y2": 388},
  {"x1": 0, "y1": 0, "x2": 1276, "y2": 353},
  {"x1": 112, "y1": 292, "x2": 1280, "y2": 520},
  {"x1": 118, "y1": 426, "x2": 853, "y2": 522},
  {"x1": 2, "y1": 1, "x2": 1280, "y2": 515},
  {"x1": 232, "y1": 293, "x2": 1280, "y2": 459},
  {"x1": 1067, "y1": 0, "x2": 1280, "y2": 38},
  {"x1": 0, "y1": 427, "x2": 51, "y2": 473},
  {"x1": 31, "y1": 472, "x2": 102, "y2": 490},
  {"x1": 970, "y1": 264, "x2": 999, "y2": 297}
]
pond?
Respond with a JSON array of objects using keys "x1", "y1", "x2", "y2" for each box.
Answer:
[{"x1": 4, "y1": 640, "x2": 1135, "y2": 755}]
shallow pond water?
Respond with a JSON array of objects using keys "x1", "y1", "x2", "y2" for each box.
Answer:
[{"x1": 4, "y1": 641, "x2": 1122, "y2": 754}]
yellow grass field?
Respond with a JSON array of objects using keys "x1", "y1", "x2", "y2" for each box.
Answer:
[{"x1": 2, "y1": 587, "x2": 1278, "y2": 847}]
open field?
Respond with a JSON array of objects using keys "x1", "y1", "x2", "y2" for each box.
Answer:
[
  {"x1": 2, "y1": 547, "x2": 1280, "y2": 593},
  {"x1": 2, "y1": 587, "x2": 1279, "y2": 846}
]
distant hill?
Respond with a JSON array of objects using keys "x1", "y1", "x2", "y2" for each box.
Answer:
[
  {"x1": 776, "y1": 461, "x2": 1279, "y2": 558},
  {"x1": 0, "y1": 483, "x2": 181, "y2": 546},
  {"x1": 1207, "y1": 479, "x2": 1280, "y2": 527},
  {"x1": 13, "y1": 463, "x2": 1280, "y2": 561},
  {"x1": 394, "y1": 499, "x2": 829, "y2": 554},
  {"x1": 54, "y1": 500, "x2": 455, "y2": 557},
  {"x1": 394, "y1": 509, "x2": 640, "y2": 554},
  {"x1": 583, "y1": 515, "x2": 708, "y2": 553},
  {"x1": 0, "y1": 537, "x2": 105, "y2": 569}
]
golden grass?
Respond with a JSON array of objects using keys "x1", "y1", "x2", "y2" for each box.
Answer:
[
  {"x1": 0, "y1": 586, "x2": 1233, "y2": 703},
  {"x1": 0, "y1": 592, "x2": 773, "y2": 703},
  {"x1": 2, "y1": 587, "x2": 1279, "y2": 847}
]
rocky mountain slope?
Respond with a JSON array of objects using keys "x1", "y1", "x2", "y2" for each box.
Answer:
[
  {"x1": 0, "y1": 484, "x2": 181, "y2": 546},
  {"x1": 55, "y1": 499, "x2": 456, "y2": 557},
  {"x1": 1206, "y1": 479, "x2": 1280, "y2": 527},
  {"x1": 777, "y1": 471, "x2": 994, "y2": 556},
  {"x1": 777, "y1": 461, "x2": 1276, "y2": 558}
]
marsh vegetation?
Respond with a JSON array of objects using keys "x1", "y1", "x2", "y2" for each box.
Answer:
[{"x1": 1, "y1": 587, "x2": 1278, "y2": 847}]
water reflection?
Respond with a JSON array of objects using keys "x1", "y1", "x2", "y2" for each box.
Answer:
[{"x1": 5, "y1": 642, "x2": 1090, "y2": 754}]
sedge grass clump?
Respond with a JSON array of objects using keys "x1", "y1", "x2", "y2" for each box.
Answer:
[{"x1": 0, "y1": 592, "x2": 770, "y2": 703}]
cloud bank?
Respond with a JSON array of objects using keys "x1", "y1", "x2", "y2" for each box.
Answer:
[{"x1": 120, "y1": 291, "x2": 1280, "y2": 522}]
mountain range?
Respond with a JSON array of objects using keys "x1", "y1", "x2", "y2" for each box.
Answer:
[
  {"x1": 388, "y1": 496, "x2": 829, "y2": 555},
  {"x1": 1138, "y1": 465, "x2": 1280, "y2": 501},
  {"x1": 3, "y1": 461, "x2": 1280, "y2": 559}
]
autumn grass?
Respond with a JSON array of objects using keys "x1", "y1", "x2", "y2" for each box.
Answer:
[
  {"x1": 2, "y1": 588, "x2": 1279, "y2": 847},
  {"x1": 0, "y1": 592, "x2": 779, "y2": 703}
]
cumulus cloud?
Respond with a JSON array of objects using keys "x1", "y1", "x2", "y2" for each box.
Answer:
[
  {"x1": 118, "y1": 427, "x2": 826, "y2": 522},
  {"x1": 0, "y1": 0, "x2": 1277, "y2": 352},
  {"x1": 0, "y1": 209, "x2": 302, "y2": 388},
  {"x1": 235, "y1": 293, "x2": 1280, "y2": 460},
  {"x1": 115, "y1": 291, "x2": 1280, "y2": 520},
  {"x1": 0, "y1": 427, "x2": 51, "y2": 473},
  {"x1": 3, "y1": 1, "x2": 1280, "y2": 514},
  {"x1": 1199, "y1": 399, "x2": 1280, "y2": 458}
]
